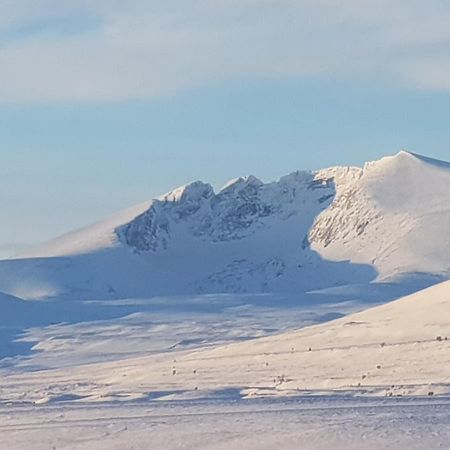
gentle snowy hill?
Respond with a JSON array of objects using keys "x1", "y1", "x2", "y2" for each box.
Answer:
[
  {"x1": 3, "y1": 277, "x2": 450, "y2": 404},
  {"x1": 179, "y1": 277, "x2": 450, "y2": 398},
  {"x1": 181, "y1": 277, "x2": 450, "y2": 397},
  {"x1": 1, "y1": 151, "x2": 450, "y2": 300}
]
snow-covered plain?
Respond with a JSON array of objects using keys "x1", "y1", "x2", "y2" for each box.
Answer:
[
  {"x1": 2, "y1": 151, "x2": 450, "y2": 448},
  {"x1": 2, "y1": 397, "x2": 450, "y2": 450},
  {"x1": 3, "y1": 278, "x2": 450, "y2": 407},
  {"x1": 2, "y1": 280, "x2": 450, "y2": 448}
]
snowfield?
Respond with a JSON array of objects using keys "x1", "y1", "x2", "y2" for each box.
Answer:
[
  {"x1": 2, "y1": 151, "x2": 450, "y2": 448},
  {"x1": 2, "y1": 278, "x2": 450, "y2": 407},
  {"x1": 2, "y1": 397, "x2": 450, "y2": 450}
]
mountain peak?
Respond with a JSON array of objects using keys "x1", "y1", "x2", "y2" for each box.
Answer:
[
  {"x1": 396, "y1": 149, "x2": 415, "y2": 158},
  {"x1": 362, "y1": 150, "x2": 450, "y2": 176},
  {"x1": 391, "y1": 150, "x2": 450, "y2": 169},
  {"x1": 378, "y1": 149, "x2": 419, "y2": 165},
  {"x1": 219, "y1": 175, "x2": 263, "y2": 193},
  {"x1": 159, "y1": 181, "x2": 214, "y2": 203}
]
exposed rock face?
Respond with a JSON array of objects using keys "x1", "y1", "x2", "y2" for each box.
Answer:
[{"x1": 121, "y1": 172, "x2": 335, "y2": 252}]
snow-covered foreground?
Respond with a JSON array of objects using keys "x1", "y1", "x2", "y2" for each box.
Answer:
[
  {"x1": 4, "y1": 286, "x2": 447, "y2": 449},
  {"x1": 2, "y1": 279, "x2": 450, "y2": 406},
  {"x1": 2, "y1": 397, "x2": 450, "y2": 450}
]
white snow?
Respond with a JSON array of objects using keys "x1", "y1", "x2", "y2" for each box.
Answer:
[
  {"x1": 2, "y1": 281, "x2": 450, "y2": 449},
  {"x1": 312, "y1": 150, "x2": 450, "y2": 279},
  {"x1": 18, "y1": 200, "x2": 153, "y2": 259},
  {"x1": 2, "y1": 398, "x2": 450, "y2": 450},
  {"x1": 2, "y1": 278, "x2": 450, "y2": 406},
  {"x1": 1, "y1": 151, "x2": 450, "y2": 448},
  {"x1": 1, "y1": 151, "x2": 450, "y2": 301}
]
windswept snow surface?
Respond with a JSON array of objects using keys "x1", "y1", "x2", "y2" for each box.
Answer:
[
  {"x1": 2, "y1": 282, "x2": 450, "y2": 449},
  {"x1": 1, "y1": 151, "x2": 450, "y2": 300},
  {"x1": 2, "y1": 397, "x2": 450, "y2": 450},
  {"x1": 2, "y1": 278, "x2": 450, "y2": 405}
]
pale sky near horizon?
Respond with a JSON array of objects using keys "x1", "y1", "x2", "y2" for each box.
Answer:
[{"x1": 2, "y1": 1, "x2": 450, "y2": 256}]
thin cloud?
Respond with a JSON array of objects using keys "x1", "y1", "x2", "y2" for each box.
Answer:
[
  {"x1": 0, "y1": 243, "x2": 31, "y2": 258},
  {"x1": 1, "y1": 0, "x2": 450, "y2": 103}
]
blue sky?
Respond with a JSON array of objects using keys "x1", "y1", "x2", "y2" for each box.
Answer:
[{"x1": 1, "y1": 1, "x2": 450, "y2": 255}]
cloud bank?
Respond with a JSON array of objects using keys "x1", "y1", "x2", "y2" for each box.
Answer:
[{"x1": 1, "y1": 0, "x2": 450, "y2": 102}]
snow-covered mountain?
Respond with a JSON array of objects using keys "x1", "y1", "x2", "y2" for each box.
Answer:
[{"x1": 1, "y1": 150, "x2": 450, "y2": 300}]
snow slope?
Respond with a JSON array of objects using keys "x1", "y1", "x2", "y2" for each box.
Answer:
[
  {"x1": 2, "y1": 278, "x2": 450, "y2": 404},
  {"x1": 310, "y1": 151, "x2": 450, "y2": 279},
  {"x1": 1, "y1": 150, "x2": 450, "y2": 300}
]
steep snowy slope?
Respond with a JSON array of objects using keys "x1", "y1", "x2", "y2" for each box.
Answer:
[
  {"x1": 311, "y1": 151, "x2": 450, "y2": 279},
  {"x1": 3, "y1": 277, "x2": 450, "y2": 404},
  {"x1": 1, "y1": 151, "x2": 450, "y2": 300}
]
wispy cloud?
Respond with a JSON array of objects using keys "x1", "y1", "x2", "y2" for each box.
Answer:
[
  {"x1": 1, "y1": 0, "x2": 450, "y2": 103},
  {"x1": 0, "y1": 243, "x2": 31, "y2": 259}
]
